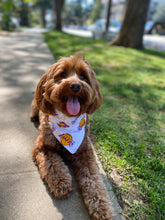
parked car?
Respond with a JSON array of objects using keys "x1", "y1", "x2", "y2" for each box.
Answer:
[
  {"x1": 144, "y1": 21, "x2": 154, "y2": 34},
  {"x1": 149, "y1": 22, "x2": 165, "y2": 35},
  {"x1": 90, "y1": 19, "x2": 121, "y2": 40}
]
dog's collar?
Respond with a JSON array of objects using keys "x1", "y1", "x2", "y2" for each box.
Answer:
[{"x1": 48, "y1": 109, "x2": 86, "y2": 154}]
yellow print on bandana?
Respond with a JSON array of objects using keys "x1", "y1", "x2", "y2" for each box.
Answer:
[
  {"x1": 78, "y1": 117, "x2": 85, "y2": 130},
  {"x1": 58, "y1": 121, "x2": 69, "y2": 128},
  {"x1": 60, "y1": 133, "x2": 73, "y2": 146}
]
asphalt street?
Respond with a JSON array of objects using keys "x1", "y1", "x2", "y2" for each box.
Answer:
[{"x1": 63, "y1": 28, "x2": 165, "y2": 51}]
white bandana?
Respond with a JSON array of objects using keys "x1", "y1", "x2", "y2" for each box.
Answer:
[{"x1": 48, "y1": 109, "x2": 86, "y2": 154}]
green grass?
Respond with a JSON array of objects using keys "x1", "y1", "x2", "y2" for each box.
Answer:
[{"x1": 43, "y1": 31, "x2": 165, "y2": 219}]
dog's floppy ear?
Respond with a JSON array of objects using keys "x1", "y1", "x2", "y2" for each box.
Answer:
[
  {"x1": 34, "y1": 71, "x2": 54, "y2": 115},
  {"x1": 86, "y1": 70, "x2": 103, "y2": 114}
]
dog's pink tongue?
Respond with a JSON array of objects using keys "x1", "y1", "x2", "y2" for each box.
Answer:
[{"x1": 66, "y1": 96, "x2": 80, "y2": 116}]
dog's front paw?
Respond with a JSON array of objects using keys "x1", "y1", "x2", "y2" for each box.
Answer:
[
  {"x1": 90, "y1": 207, "x2": 113, "y2": 220},
  {"x1": 51, "y1": 181, "x2": 73, "y2": 199},
  {"x1": 87, "y1": 197, "x2": 113, "y2": 220}
]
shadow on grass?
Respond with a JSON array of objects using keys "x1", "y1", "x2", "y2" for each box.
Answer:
[
  {"x1": 142, "y1": 48, "x2": 165, "y2": 59},
  {"x1": 43, "y1": 31, "x2": 106, "y2": 59}
]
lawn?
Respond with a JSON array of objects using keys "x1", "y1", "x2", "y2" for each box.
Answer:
[{"x1": 43, "y1": 31, "x2": 165, "y2": 219}]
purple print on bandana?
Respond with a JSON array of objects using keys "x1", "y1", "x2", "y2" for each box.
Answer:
[{"x1": 57, "y1": 122, "x2": 69, "y2": 128}]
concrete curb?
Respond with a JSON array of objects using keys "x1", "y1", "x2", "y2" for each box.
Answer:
[{"x1": 91, "y1": 143, "x2": 125, "y2": 220}]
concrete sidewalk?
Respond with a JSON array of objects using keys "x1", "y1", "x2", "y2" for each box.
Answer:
[{"x1": 0, "y1": 29, "x2": 124, "y2": 220}]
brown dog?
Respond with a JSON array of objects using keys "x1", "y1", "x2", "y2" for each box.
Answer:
[{"x1": 30, "y1": 53, "x2": 113, "y2": 220}]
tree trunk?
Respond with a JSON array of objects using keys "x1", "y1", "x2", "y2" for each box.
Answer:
[
  {"x1": 105, "y1": 0, "x2": 112, "y2": 40},
  {"x1": 41, "y1": 8, "x2": 46, "y2": 28},
  {"x1": 111, "y1": 0, "x2": 150, "y2": 49},
  {"x1": 53, "y1": 0, "x2": 65, "y2": 31},
  {"x1": 20, "y1": 0, "x2": 30, "y2": 27}
]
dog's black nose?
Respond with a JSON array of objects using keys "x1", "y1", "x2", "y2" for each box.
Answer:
[{"x1": 70, "y1": 82, "x2": 81, "y2": 93}]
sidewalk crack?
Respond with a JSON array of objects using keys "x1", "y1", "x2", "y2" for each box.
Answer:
[{"x1": 0, "y1": 169, "x2": 37, "y2": 176}]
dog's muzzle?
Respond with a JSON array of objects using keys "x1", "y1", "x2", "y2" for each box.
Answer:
[{"x1": 70, "y1": 82, "x2": 81, "y2": 93}]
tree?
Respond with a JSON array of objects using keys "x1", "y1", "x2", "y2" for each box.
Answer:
[
  {"x1": 153, "y1": 1, "x2": 165, "y2": 23},
  {"x1": 63, "y1": 0, "x2": 85, "y2": 26},
  {"x1": 0, "y1": 0, "x2": 14, "y2": 30},
  {"x1": 63, "y1": 2, "x2": 75, "y2": 25},
  {"x1": 34, "y1": 0, "x2": 52, "y2": 27},
  {"x1": 111, "y1": 0, "x2": 150, "y2": 49},
  {"x1": 52, "y1": 0, "x2": 65, "y2": 31},
  {"x1": 105, "y1": 0, "x2": 112, "y2": 40},
  {"x1": 74, "y1": 0, "x2": 83, "y2": 25},
  {"x1": 0, "y1": 0, "x2": 32, "y2": 30},
  {"x1": 90, "y1": 0, "x2": 102, "y2": 23},
  {"x1": 19, "y1": 0, "x2": 30, "y2": 26}
]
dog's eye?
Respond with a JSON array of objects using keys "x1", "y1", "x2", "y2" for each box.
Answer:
[
  {"x1": 60, "y1": 72, "x2": 67, "y2": 78},
  {"x1": 80, "y1": 74, "x2": 86, "y2": 80}
]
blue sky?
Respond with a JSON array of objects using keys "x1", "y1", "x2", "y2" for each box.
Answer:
[
  {"x1": 66, "y1": 0, "x2": 94, "y2": 5},
  {"x1": 65, "y1": 0, "x2": 94, "y2": 9}
]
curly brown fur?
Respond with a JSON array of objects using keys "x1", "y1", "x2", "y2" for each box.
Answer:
[{"x1": 31, "y1": 53, "x2": 113, "y2": 220}]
